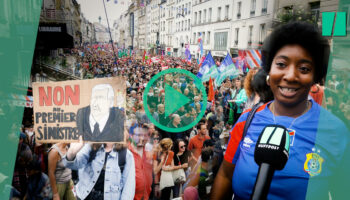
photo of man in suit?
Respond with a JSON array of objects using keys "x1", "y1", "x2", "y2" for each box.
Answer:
[{"x1": 76, "y1": 83, "x2": 125, "y2": 142}]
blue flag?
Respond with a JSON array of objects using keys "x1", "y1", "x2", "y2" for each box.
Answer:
[
  {"x1": 215, "y1": 53, "x2": 240, "y2": 86},
  {"x1": 185, "y1": 47, "x2": 191, "y2": 62},
  {"x1": 197, "y1": 52, "x2": 218, "y2": 82}
]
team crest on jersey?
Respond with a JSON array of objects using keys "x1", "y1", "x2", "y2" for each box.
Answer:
[
  {"x1": 242, "y1": 136, "x2": 253, "y2": 150},
  {"x1": 287, "y1": 128, "x2": 296, "y2": 146},
  {"x1": 304, "y1": 152, "x2": 324, "y2": 177}
]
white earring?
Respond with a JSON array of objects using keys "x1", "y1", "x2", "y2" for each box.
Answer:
[{"x1": 266, "y1": 75, "x2": 270, "y2": 83}]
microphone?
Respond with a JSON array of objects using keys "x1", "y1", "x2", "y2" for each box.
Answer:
[{"x1": 250, "y1": 125, "x2": 290, "y2": 200}]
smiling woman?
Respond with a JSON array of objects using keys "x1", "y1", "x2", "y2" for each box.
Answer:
[
  {"x1": 267, "y1": 44, "x2": 314, "y2": 117},
  {"x1": 211, "y1": 22, "x2": 350, "y2": 200},
  {"x1": 262, "y1": 21, "x2": 329, "y2": 118}
]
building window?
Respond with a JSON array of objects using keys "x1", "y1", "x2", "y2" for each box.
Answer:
[
  {"x1": 188, "y1": 19, "x2": 190, "y2": 30},
  {"x1": 185, "y1": 20, "x2": 187, "y2": 31},
  {"x1": 214, "y1": 32, "x2": 228, "y2": 50},
  {"x1": 209, "y1": 8, "x2": 212, "y2": 22},
  {"x1": 199, "y1": 11, "x2": 202, "y2": 24},
  {"x1": 204, "y1": 9, "x2": 207, "y2": 23},
  {"x1": 235, "y1": 28, "x2": 239, "y2": 45},
  {"x1": 182, "y1": 21, "x2": 184, "y2": 31},
  {"x1": 193, "y1": 33, "x2": 196, "y2": 44},
  {"x1": 259, "y1": 23, "x2": 265, "y2": 45},
  {"x1": 250, "y1": 0, "x2": 256, "y2": 16},
  {"x1": 189, "y1": 2, "x2": 191, "y2": 14},
  {"x1": 237, "y1": 2, "x2": 241, "y2": 19},
  {"x1": 207, "y1": 31, "x2": 210, "y2": 44},
  {"x1": 194, "y1": 12, "x2": 197, "y2": 25},
  {"x1": 310, "y1": 2, "x2": 320, "y2": 24},
  {"x1": 262, "y1": 0, "x2": 268, "y2": 14},
  {"x1": 248, "y1": 25, "x2": 253, "y2": 46},
  {"x1": 225, "y1": 5, "x2": 229, "y2": 20},
  {"x1": 217, "y1": 7, "x2": 221, "y2": 21}
]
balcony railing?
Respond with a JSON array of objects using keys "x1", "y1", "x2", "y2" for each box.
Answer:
[{"x1": 35, "y1": 58, "x2": 80, "y2": 80}]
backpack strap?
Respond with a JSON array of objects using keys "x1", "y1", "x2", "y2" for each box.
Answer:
[
  {"x1": 241, "y1": 102, "x2": 263, "y2": 141},
  {"x1": 118, "y1": 148, "x2": 127, "y2": 174}
]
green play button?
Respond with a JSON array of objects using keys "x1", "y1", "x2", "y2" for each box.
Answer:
[
  {"x1": 143, "y1": 68, "x2": 207, "y2": 132},
  {"x1": 164, "y1": 83, "x2": 191, "y2": 116}
]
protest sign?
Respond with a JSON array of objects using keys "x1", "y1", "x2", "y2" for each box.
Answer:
[{"x1": 33, "y1": 77, "x2": 126, "y2": 143}]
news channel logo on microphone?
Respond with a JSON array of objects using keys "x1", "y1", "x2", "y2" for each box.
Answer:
[{"x1": 254, "y1": 125, "x2": 290, "y2": 170}]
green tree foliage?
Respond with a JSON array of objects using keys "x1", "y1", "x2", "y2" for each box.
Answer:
[{"x1": 277, "y1": 6, "x2": 317, "y2": 25}]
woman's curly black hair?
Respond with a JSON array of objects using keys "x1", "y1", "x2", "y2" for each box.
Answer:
[{"x1": 261, "y1": 21, "x2": 330, "y2": 84}]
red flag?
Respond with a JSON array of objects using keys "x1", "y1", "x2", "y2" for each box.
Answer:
[
  {"x1": 161, "y1": 66, "x2": 169, "y2": 71},
  {"x1": 208, "y1": 77, "x2": 214, "y2": 102},
  {"x1": 147, "y1": 57, "x2": 152, "y2": 65},
  {"x1": 198, "y1": 56, "x2": 206, "y2": 68},
  {"x1": 142, "y1": 50, "x2": 146, "y2": 63}
]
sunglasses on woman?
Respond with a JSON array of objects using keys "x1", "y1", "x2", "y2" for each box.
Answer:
[{"x1": 180, "y1": 145, "x2": 186, "y2": 148}]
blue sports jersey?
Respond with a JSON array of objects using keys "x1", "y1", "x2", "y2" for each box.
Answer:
[{"x1": 224, "y1": 99, "x2": 349, "y2": 200}]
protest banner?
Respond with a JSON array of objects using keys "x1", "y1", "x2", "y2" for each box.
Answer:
[{"x1": 33, "y1": 77, "x2": 126, "y2": 143}]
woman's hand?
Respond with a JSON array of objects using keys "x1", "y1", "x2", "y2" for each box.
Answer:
[
  {"x1": 66, "y1": 136, "x2": 84, "y2": 161},
  {"x1": 53, "y1": 193, "x2": 60, "y2": 200},
  {"x1": 181, "y1": 163, "x2": 188, "y2": 168},
  {"x1": 162, "y1": 165, "x2": 173, "y2": 171}
]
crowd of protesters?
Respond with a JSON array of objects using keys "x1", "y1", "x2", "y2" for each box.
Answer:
[{"x1": 10, "y1": 42, "x2": 350, "y2": 200}]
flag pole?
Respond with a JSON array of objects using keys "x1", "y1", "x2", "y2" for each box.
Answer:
[{"x1": 102, "y1": 0, "x2": 118, "y2": 70}]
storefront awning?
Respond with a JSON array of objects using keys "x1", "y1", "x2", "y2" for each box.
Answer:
[{"x1": 36, "y1": 23, "x2": 74, "y2": 49}]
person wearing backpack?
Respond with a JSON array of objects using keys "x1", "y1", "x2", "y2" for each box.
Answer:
[{"x1": 63, "y1": 136, "x2": 135, "y2": 200}]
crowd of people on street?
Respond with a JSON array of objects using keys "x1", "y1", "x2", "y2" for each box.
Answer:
[{"x1": 9, "y1": 21, "x2": 350, "y2": 200}]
